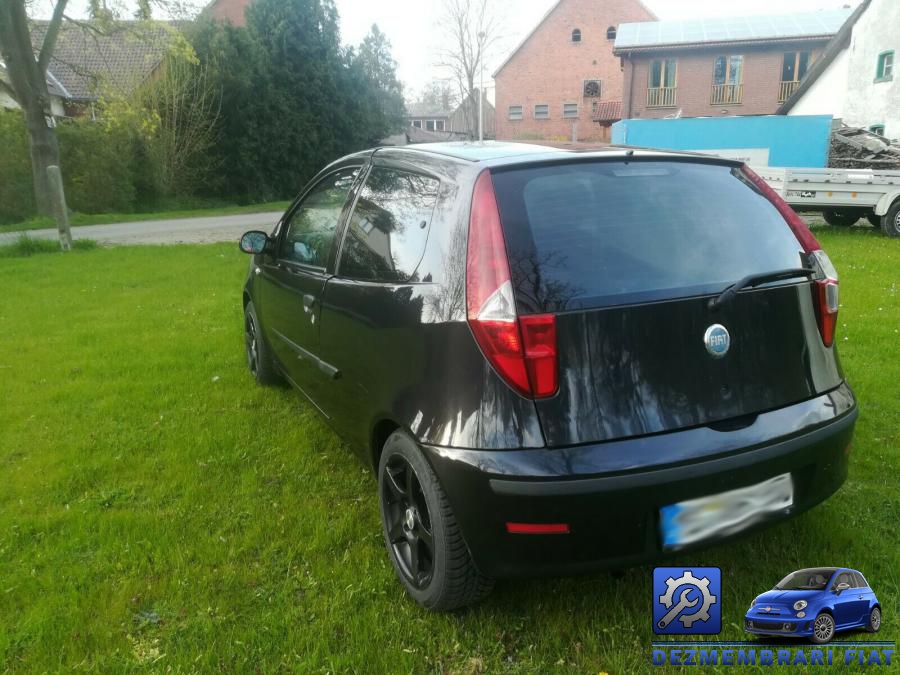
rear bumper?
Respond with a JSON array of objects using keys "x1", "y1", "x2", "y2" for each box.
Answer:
[{"x1": 422, "y1": 383, "x2": 857, "y2": 579}]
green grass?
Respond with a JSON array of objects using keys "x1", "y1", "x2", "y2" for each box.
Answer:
[
  {"x1": 0, "y1": 201, "x2": 291, "y2": 234},
  {"x1": 0, "y1": 226, "x2": 897, "y2": 673},
  {"x1": 0, "y1": 234, "x2": 98, "y2": 258}
]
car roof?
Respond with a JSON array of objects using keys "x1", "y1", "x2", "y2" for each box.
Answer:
[{"x1": 372, "y1": 141, "x2": 741, "y2": 169}]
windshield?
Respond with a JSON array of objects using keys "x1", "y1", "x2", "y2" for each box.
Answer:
[{"x1": 775, "y1": 569, "x2": 835, "y2": 590}]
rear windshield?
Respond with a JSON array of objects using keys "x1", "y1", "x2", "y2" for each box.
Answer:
[{"x1": 491, "y1": 160, "x2": 805, "y2": 313}]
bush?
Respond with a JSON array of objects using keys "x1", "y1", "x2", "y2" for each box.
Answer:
[
  {"x1": 56, "y1": 119, "x2": 139, "y2": 214},
  {"x1": 0, "y1": 111, "x2": 36, "y2": 224}
]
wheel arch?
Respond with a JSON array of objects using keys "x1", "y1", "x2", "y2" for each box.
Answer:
[
  {"x1": 875, "y1": 191, "x2": 900, "y2": 216},
  {"x1": 370, "y1": 417, "x2": 402, "y2": 471}
]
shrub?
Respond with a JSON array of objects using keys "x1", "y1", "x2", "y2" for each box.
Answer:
[
  {"x1": 56, "y1": 119, "x2": 138, "y2": 214},
  {"x1": 0, "y1": 234, "x2": 97, "y2": 258},
  {"x1": 0, "y1": 111, "x2": 36, "y2": 224}
]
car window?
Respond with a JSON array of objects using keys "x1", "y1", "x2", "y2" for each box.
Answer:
[
  {"x1": 280, "y1": 167, "x2": 361, "y2": 267},
  {"x1": 338, "y1": 167, "x2": 440, "y2": 282},
  {"x1": 832, "y1": 572, "x2": 853, "y2": 589},
  {"x1": 491, "y1": 160, "x2": 804, "y2": 312},
  {"x1": 852, "y1": 572, "x2": 867, "y2": 588}
]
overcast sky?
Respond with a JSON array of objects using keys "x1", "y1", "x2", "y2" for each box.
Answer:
[{"x1": 34, "y1": 0, "x2": 861, "y2": 98}]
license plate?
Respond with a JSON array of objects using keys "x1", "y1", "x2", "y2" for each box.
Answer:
[{"x1": 660, "y1": 473, "x2": 794, "y2": 549}]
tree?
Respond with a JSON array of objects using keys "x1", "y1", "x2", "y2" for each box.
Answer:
[
  {"x1": 414, "y1": 79, "x2": 458, "y2": 112},
  {"x1": 435, "y1": 0, "x2": 502, "y2": 137},
  {"x1": 0, "y1": 0, "x2": 69, "y2": 220},
  {"x1": 354, "y1": 25, "x2": 404, "y2": 132}
]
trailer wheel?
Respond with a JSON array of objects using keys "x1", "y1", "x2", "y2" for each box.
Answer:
[
  {"x1": 882, "y1": 200, "x2": 900, "y2": 238},
  {"x1": 866, "y1": 212, "x2": 881, "y2": 228},
  {"x1": 822, "y1": 209, "x2": 861, "y2": 227}
]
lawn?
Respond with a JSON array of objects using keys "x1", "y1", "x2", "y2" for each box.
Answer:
[
  {"x1": 0, "y1": 227, "x2": 897, "y2": 673},
  {"x1": 0, "y1": 201, "x2": 291, "y2": 235}
]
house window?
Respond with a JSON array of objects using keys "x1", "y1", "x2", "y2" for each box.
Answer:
[
  {"x1": 563, "y1": 103, "x2": 579, "y2": 118},
  {"x1": 780, "y1": 51, "x2": 812, "y2": 102},
  {"x1": 435, "y1": 120, "x2": 445, "y2": 131},
  {"x1": 870, "y1": 124, "x2": 885, "y2": 136},
  {"x1": 508, "y1": 105, "x2": 523, "y2": 120},
  {"x1": 534, "y1": 104, "x2": 550, "y2": 119},
  {"x1": 876, "y1": 51, "x2": 894, "y2": 81},
  {"x1": 412, "y1": 120, "x2": 422, "y2": 129},
  {"x1": 571, "y1": 28, "x2": 581, "y2": 43},
  {"x1": 426, "y1": 120, "x2": 435, "y2": 131},
  {"x1": 606, "y1": 26, "x2": 616, "y2": 40},
  {"x1": 648, "y1": 58, "x2": 677, "y2": 107},
  {"x1": 711, "y1": 54, "x2": 743, "y2": 104}
]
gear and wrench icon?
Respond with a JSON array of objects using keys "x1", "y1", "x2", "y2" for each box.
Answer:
[{"x1": 658, "y1": 570, "x2": 717, "y2": 628}]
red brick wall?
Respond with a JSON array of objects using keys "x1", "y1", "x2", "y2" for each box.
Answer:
[
  {"x1": 207, "y1": 0, "x2": 251, "y2": 26},
  {"x1": 622, "y1": 42, "x2": 827, "y2": 119},
  {"x1": 494, "y1": 0, "x2": 655, "y2": 142}
]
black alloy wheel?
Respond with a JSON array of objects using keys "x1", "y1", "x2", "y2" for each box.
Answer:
[{"x1": 382, "y1": 453, "x2": 435, "y2": 589}]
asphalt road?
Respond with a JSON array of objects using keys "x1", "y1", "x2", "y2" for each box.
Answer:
[{"x1": 0, "y1": 210, "x2": 284, "y2": 246}]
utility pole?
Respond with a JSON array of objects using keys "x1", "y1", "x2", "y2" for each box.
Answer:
[{"x1": 478, "y1": 30, "x2": 485, "y2": 142}]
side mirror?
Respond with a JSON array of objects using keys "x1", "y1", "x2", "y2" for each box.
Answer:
[
  {"x1": 240, "y1": 230, "x2": 269, "y2": 255},
  {"x1": 835, "y1": 582, "x2": 850, "y2": 595}
]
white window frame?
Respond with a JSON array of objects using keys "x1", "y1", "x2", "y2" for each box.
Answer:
[
  {"x1": 563, "y1": 102, "x2": 579, "y2": 119},
  {"x1": 508, "y1": 105, "x2": 523, "y2": 120},
  {"x1": 534, "y1": 104, "x2": 550, "y2": 120}
]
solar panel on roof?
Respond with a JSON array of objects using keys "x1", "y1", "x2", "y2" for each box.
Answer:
[{"x1": 614, "y1": 8, "x2": 852, "y2": 48}]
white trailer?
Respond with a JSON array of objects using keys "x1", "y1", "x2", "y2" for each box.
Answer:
[{"x1": 757, "y1": 167, "x2": 900, "y2": 237}]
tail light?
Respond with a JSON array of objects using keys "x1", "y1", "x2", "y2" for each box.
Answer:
[
  {"x1": 466, "y1": 171, "x2": 558, "y2": 398},
  {"x1": 742, "y1": 165, "x2": 839, "y2": 347}
]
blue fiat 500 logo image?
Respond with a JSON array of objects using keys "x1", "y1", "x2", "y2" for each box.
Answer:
[
  {"x1": 704, "y1": 324, "x2": 731, "y2": 358},
  {"x1": 653, "y1": 567, "x2": 721, "y2": 635}
]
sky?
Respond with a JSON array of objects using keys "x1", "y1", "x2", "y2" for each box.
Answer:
[{"x1": 33, "y1": 0, "x2": 861, "y2": 99}]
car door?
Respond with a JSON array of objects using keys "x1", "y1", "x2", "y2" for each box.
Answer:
[
  {"x1": 256, "y1": 165, "x2": 364, "y2": 410},
  {"x1": 830, "y1": 571, "x2": 865, "y2": 628},
  {"x1": 317, "y1": 160, "x2": 443, "y2": 447},
  {"x1": 850, "y1": 572, "x2": 877, "y2": 626}
]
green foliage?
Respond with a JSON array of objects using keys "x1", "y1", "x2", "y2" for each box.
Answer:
[
  {"x1": 0, "y1": 111, "x2": 35, "y2": 224},
  {"x1": 0, "y1": 234, "x2": 97, "y2": 257},
  {"x1": 56, "y1": 117, "x2": 139, "y2": 214},
  {"x1": 190, "y1": 0, "x2": 406, "y2": 201}
]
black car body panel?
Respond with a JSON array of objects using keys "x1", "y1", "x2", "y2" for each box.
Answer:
[
  {"x1": 423, "y1": 384, "x2": 856, "y2": 578},
  {"x1": 242, "y1": 142, "x2": 857, "y2": 579}
]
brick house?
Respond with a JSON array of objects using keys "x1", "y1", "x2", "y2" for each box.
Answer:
[
  {"x1": 493, "y1": 0, "x2": 656, "y2": 143},
  {"x1": 613, "y1": 10, "x2": 851, "y2": 120},
  {"x1": 206, "y1": 0, "x2": 251, "y2": 26}
]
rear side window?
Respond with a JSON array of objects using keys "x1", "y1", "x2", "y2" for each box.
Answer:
[
  {"x1": 491, "y1": 160, "x2": 805, "y2": 312},
  {"x1": 339, "y1": 167, "x2": 440, "y2": 282}
]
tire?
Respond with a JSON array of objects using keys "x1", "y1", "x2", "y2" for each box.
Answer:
[
  {"x1": 822, "y1": 209, "x2": 861, "y2": 227},
  {"x1": 866, "y1": 606, "x2": 882, "y2": 633},
  {"x1": 809, "y1": 612, "x2": 836, "y2": 644},
  {"x1": 882, "y1": 199, "x2": 900, "y2": 237},
  {"x1": 244, "y1": 300, "x2": 282, "y2": 385},
  {"x1": 866, "y1": 212, "x2": 882, "y2": 228},
  {"x1": 377, "y1": 429, "x2": 494, "y2": 611}
]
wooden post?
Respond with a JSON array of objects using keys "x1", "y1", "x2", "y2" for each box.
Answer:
[{"x1": 46, "y1": 165, "x2": 72, "y2": 251}]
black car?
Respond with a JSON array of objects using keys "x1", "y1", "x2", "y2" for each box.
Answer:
[{"x1": 239, "y1": 142, "x2": 857, "y2": 610}]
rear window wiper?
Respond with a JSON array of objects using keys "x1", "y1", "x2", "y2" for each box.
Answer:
[{"x1": 708, "y1": 268, "x2": 815, "y2": 311}]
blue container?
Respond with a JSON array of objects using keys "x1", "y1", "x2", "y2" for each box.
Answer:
[{"x1": 611, "y1": 115, "x2": 833, "y2": 168}]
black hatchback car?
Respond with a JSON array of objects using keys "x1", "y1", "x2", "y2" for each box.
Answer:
[{"x1": 239, "y1": 142, "x2": 857, "y2": 610}]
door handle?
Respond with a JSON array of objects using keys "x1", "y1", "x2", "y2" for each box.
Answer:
[{"x1": 302, "y1": 294, "x2": 316, "y2": 313}]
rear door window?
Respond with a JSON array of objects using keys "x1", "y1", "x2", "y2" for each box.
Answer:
[
  {"x1": 491, "y1": 160, "x2": 805, "y2": 313},
  {"x1": 338, "y1": 167, "x2": 440, "y2": 282}
]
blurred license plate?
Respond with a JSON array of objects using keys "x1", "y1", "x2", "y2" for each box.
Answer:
[{"x1": 660, "y1": 473, "x2": 793, "y2": 549}]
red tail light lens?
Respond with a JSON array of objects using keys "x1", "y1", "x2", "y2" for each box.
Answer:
[
  {"x1": 466, "y1": 171, "x2": 558, "y2": 398},
  {"x1": 742, "y1": 165, "x2": 839, "y2": 347},
  {"x1": 810, "y1": 250, "x2": 839, "y2": 347}
]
